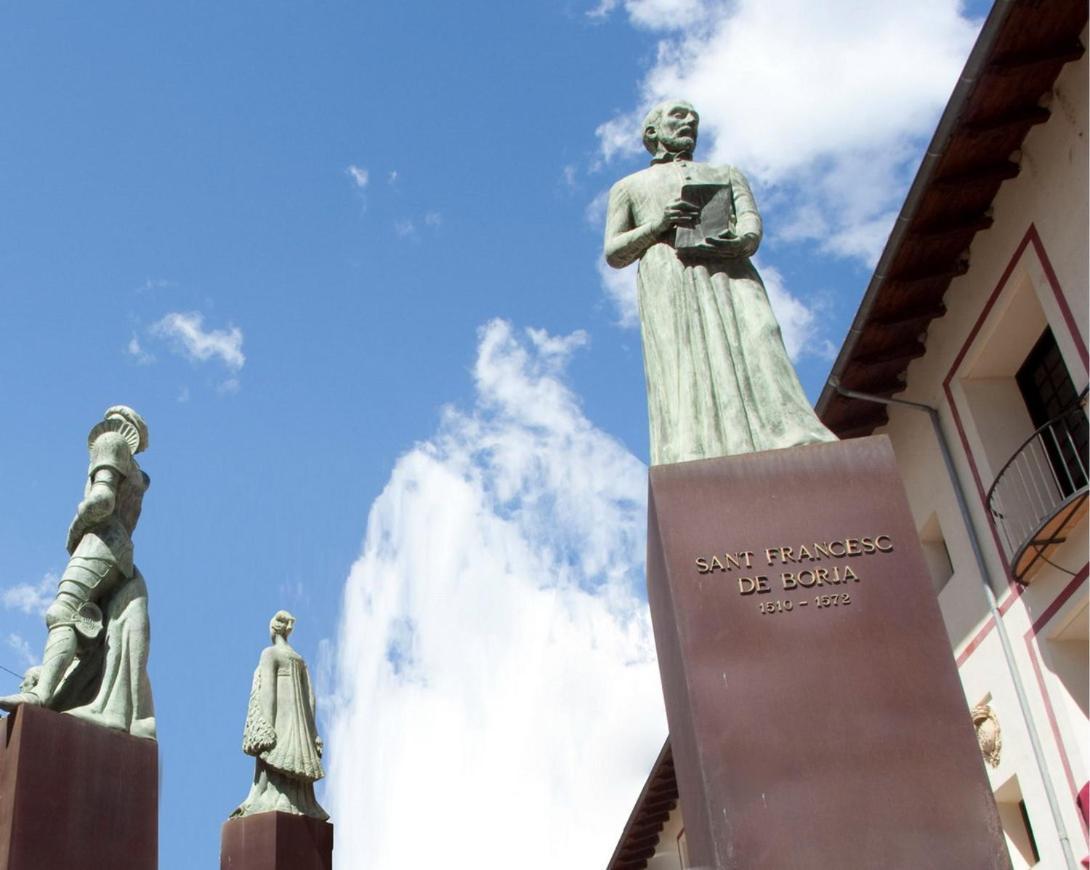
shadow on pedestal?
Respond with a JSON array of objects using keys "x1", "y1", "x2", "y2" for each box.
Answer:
[
  {"x1": 221, "y1": 812, "x2": 333, "y2": 870},
  {"x1": 0, "y1": 704, "x2": 157, "y2": 870}
]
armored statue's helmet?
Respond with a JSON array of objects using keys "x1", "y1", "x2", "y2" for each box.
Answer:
[{"x1": 87, "y1": 405, "x2": 149, "y2": 455}]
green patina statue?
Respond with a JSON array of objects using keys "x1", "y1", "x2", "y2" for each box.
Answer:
[
  {"x1": 0, "y1": 405, "x2": 156, "y2": 739},
  {"x1": 232, "y1": 611, "x2": 328, "y2": 821},
  {"x1": 604, "y1": 100, "x2": 835, "y2": 465}
]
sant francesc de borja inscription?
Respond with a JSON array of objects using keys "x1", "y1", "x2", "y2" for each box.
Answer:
[{"x1": 694, "y1": 534, "x2": 895, "y2": 614}]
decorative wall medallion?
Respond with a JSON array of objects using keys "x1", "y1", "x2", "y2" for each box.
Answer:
[{"x1": 972, "y1": 704, "x2": 1002, "y2": 768}]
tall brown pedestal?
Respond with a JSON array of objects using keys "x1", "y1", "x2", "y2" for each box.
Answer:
[
  {"x1": 0, "y1": 704, "x2": 157, "y2": 870},
  {"x1": 221, "y1": 812, "x2": 333, "y2": 870},
  {"x1": 648, "y1": 436, "x2": 1010, "y2": 869}
]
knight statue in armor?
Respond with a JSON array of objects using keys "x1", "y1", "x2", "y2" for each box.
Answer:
[
  {"x1": 0, "y1": 405, "x2": 156, "y2": 740},
  {"x1": 604, "y1": 100, "x2": 836, "y2": 464},
  {"x1": 232, "y1": 611, "x2": 328, "y2": 821}
]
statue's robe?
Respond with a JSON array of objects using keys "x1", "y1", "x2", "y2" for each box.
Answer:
[
  {"x1": 605, "y1": 159, "x2": 835, "y2": 464},
  {"x1": 233, "y1": 648, "x2": 328, "y2": 820}
]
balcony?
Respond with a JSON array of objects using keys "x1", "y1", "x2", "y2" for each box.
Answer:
[{"x1": 986, "y1": 393, "x2": 1089, "y2": 581}]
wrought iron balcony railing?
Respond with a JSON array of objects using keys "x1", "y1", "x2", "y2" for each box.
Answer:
[{"x1": 986, "y1": 392, "x2": 1088, "y2": 581}]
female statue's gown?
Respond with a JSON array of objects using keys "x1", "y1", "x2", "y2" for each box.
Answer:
[{"x1": 232, "y1": 647, "x2": 328, "y2": 820}]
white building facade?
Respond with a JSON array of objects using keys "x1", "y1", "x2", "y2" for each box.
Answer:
[{"x1": 819, "y1": 15, "x2": 1087, "y2": 868}]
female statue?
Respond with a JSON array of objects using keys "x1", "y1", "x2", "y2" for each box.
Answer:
[{"x1": 232, "y1": 610, "x2": 328, "y2": 820}]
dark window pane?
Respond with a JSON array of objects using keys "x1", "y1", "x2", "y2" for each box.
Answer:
[{"x1": 1016, "y1": 328, "x2": 1088, "y2": 498}]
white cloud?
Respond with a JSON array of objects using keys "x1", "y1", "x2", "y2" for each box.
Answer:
[
  {"x1": 346, "y1": 165, "x2": 369, "y2": 188},
  {"x1": 278, "y1": 579, "x2": 309, "y2": 608},
  {"x1": 596, "y1": 0, "x2": 980, "y2": 264},
  {"x1": 586, "y1": 0, "x2": 618, "y2": 20},
  {"x1": 624, "y1": 0, "x2": 711, "y2": 30},
  {"x1": 126, "y1": 335, "x2": 155, "y2": 365},
  {"x1": 326, "y1": 320, "x2": 665, "y2": 869},
  {"x1": 217, "y1": 377, "x2": 241, "y2": 396},
  {"x1": 2, "y1": 573, "x2": 55, "y2": 616},
  {"x1": 595, "y1": 112, "x2": 643, "y2": 165},
  {"x1": 135, "y1": 277, "x2": 175, "y2": 294},
  {"x1": 387, "y1": 170, "x2": 399, "y2": 184},
  {"x1": 758, "y1": 260, "x2": 825, "y2": 362},
  {"x1": 584, "y1": 188, "x2": 611, "y2": 230},
  {"x1": 7, "y1": 634, "x2": 35, "y2": 668},
  {"x1": 393, "y1": 212, "x2": 442, "y2": 236},
  {"x1": 597, "y1": 258, "x2": 639, "y2": 328},
  {"x1": 151, "y1": 311, "x2": 246, "y2": 372}
]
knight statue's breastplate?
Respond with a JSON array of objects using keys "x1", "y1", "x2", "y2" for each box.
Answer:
[
  {"x1": 115, "y1": 466, "x2": 149, "y2": 536},
  {"x1": 74, "y1": 462, "x2": 146, "y2": 577}
]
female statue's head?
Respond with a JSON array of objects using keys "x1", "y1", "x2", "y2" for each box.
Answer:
[
  {"x1": 269, "y1": 610, "x2": 296, "y2": 641},
  {"x1": 642, "y1": 100, "x2": 699, "y2": 160}
]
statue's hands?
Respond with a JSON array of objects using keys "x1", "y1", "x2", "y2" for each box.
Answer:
[
  {"x1": 315, "y1": 736, "x2": 324, "y2": 758},
  {"x1": 700, "y1": 231, "x2": 758, "y2": 258},
  {"x1": 653, "y1": 198, "x2": 701, "y2": 236}
]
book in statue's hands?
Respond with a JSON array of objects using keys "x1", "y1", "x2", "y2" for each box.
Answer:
[{"x1": 674, "y1": 183, "x2": 734, "y2": 254}]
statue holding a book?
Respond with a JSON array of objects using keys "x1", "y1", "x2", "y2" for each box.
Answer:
[{"x1": 604, "y1": 100, "x2": 835, "y2": 464}]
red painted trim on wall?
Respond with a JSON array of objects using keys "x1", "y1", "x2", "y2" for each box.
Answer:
[
  {"x1": 941, "y1": 224, "x2": 1089, "y2": 599},
  {"x1": 943, "y1": 229, "x2": 1035, "y2": 386},
  {"x1": 1024, "y1": 566, "x2": 1089, "y2": 837},
  {"x1": 955, "y1": 589, "x2": 1023, "y2": 667},
  {"x1": 936, "y1": 223, "x2": 1088, "y2": 842},
  {"x1": 942, "y1": 230, "x2": 1034, "y2": 593},
  {"x1": 1030, "y1": 565, "x2": 1090, "y2": 637},
  {"x1": 1027, "y1": 226, "x2": 1089, "y2": 370},
  {"x1": 1024, "y1": 644, "x2": 1085, "y2": 835},
  {"x1": 956, "y1": 616, "x2": 997, "y2": 667}
]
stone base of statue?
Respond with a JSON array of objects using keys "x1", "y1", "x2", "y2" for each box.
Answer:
[
  {"x1": 647, "y1": 435, "x2": 1010, "y2": 869},
  {"x1": 0, "y1": 704, "x2": 157, "y2": 870},
  {"x1": 220, "y1": 812, "x2": 333, "y2": 870}
]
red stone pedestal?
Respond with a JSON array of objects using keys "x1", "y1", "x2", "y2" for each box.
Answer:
[
  {"x1": 647, "y1": 436, "x2": 1010, "y2": 869},
  {"x1": 221, "y1": 812, "x2": 333, "y2": 870},
  {"x1": 0, "y1": 704, "x2": 157, "y2": 870}
]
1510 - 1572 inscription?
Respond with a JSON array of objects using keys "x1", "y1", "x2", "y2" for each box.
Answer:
[{"x1": 692, "y1": 535, "x2": 896, "y2": 616}]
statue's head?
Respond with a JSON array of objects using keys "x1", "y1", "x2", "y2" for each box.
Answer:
[
  {"x1": 642, "y1": 100, "x2": 699, "y2": 160},
  {"x1": 270, "y1": 610, "x2": 296, "y2": 641},
  {"x1": 87, "y1": 405, "x2": 149, "y2": 455}
]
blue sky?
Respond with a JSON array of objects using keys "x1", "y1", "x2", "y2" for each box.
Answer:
[{"x1": 1, "y1": 2, "x2": 991, "y2": 866}]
